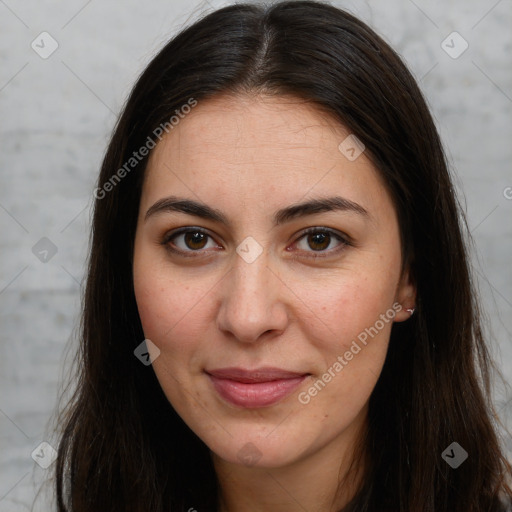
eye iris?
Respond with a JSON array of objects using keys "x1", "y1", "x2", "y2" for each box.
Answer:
[
  {"x1": 185, "y1": 231, "x2": 207, "y2": 250},
  {"x1": 308, "y1": 232, "x2": 330, "y2": 251}
]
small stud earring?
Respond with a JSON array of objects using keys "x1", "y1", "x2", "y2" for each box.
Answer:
[{"x1": 405, "y1": 307, "x2": 415, "y2": 316}]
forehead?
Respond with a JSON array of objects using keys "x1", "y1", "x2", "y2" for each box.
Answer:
[
  {"x1": 140, "y1": 93, "x2": 392, "y2": 221},
  {"x1": 146, "y1": 93, "x2": 356, "y2": 174}
]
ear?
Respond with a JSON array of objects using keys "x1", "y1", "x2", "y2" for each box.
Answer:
[{"x1": 393, "y1": 267, "x2": 416, "y2": 322}]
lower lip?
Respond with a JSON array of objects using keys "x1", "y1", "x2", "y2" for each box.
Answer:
[{"x1": 208, "y1": 374, "x2": 308, "y2": 408}]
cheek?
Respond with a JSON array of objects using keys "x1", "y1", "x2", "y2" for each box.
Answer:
[
  {"x1": 295, "y1": 270, "x2": 398, "y2": 349},
  {"x1": 134, "y1": 274, "x2": 202, "y2": 346},
  {"x1": 296, "y1": 280, "x2": 395, "y2": 424},
  {"x1": 133, "y1": 271, "x2": 176, "y2": 341},
  {"x1": 133, "y1": 238, "x2": 198, "y2": 341},
  {"x1": 290, "y1": 267, "x2": 398, "y2": 414},
  {"x1": 132, "y1": 257, "x2": 221, "y2": 374},
  {"x1": 132, "y1": 266, "x2": 207, "y2": 408}
]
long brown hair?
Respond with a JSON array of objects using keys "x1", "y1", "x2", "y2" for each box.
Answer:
[{"x1": 54, "y1": 1, "x2": 512, "y2": 510}]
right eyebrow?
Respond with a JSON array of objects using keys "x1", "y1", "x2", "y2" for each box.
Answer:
[{"x1": 145, "y1": 196, "x2": 230, "y2": 225}]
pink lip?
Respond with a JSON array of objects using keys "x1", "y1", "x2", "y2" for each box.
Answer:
[{"x1": 206, "y1": 367, "x2": 309, "y2": 408}]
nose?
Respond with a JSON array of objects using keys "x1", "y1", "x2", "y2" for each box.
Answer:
[{"x1": 216, "y1": 249, "x2": 289, "y2": 344}]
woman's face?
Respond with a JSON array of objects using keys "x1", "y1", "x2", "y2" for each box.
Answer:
[{"x1": 133, "y1": 94, "x2": 415, "y2": 470}]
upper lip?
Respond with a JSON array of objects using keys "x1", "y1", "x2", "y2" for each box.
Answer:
[{"x1": 205, "y1": 367, "x2": 309, "y2": 383}]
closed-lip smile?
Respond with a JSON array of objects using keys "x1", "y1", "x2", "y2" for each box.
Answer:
[{"x1": 205, "y1": 367, "x2": 310, "y2": 408}]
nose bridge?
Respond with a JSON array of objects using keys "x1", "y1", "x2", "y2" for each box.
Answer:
[
  {"x1": 234, "y1": 247, "x2": 271, "y2": 298},
  {"x1": 217, "y1": 245, "x2": 287, "y2": 343}
]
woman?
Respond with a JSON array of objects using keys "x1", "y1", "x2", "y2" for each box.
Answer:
[{"x1": 54, "y1": 1, "x2": 512, "y2": 510}]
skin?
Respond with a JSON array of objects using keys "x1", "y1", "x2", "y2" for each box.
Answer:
[{"x1": 132, "y1": 93, "x2": 416, "y2": 512}]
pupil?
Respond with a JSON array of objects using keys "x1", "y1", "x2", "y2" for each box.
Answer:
[
  {"x1": 185, "y1": 231, "x2": 206, "y2": 249},
  {"x1": 309, "y1": 232, "x2": 329, "y2": 251}
]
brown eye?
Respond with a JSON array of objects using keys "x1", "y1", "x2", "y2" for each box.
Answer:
[
  {"x1": 294, "y1": 228, "x2": 349, "y2": 257},
  {"x1": 306, "y1": 231, "x2": 331, "y2": 251},
  {"x1": 183, "y1": 231, "x2": 208, "y2": 250},
  {"x1": 163, "y1": 228, "x2": 219, "y2": 255}
]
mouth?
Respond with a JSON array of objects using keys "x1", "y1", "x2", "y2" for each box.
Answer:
[{"x1": 205, "y1": 367, "x2": 311, "y2": 408}]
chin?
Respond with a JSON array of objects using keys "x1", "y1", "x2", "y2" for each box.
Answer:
[{"x1": 206, "y1": 427, "x2": 310, "y2": 469}]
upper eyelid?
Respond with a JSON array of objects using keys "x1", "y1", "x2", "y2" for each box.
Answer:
[
  {"x1": 164, "y1": 226, "x2": 218, "y2": 244},
  {"x1": 295, "y1": 227, "x2": 348, "y2": 241}
]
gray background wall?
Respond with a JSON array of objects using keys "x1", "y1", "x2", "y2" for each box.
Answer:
[{"x1": 1, "y1": 0, "x2": 511, "y2": 510}]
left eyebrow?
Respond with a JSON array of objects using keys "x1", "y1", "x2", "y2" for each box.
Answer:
[
  {"x1": 273, "y1": 196, "x2": 371, "y2": 225},
  {"x1": 144, "y1": 195, "x2": 371, "y2": 226}
]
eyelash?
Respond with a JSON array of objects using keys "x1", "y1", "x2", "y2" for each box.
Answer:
[{"x1": 161, "y1": 226, "x2": 351, "y2": 259}]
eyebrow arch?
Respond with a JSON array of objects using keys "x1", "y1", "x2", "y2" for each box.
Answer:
[{"x1": 144, "y1": 195, "x2": 371, "y2": 226}]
